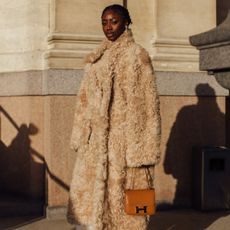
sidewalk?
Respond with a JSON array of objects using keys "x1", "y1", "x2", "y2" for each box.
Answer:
[
  {"x1": 1, "y1": 209, "x2": 230, "y2": 230},
  {"x1": 148, "y1": 209, "x2": 230, "y2": 230}
]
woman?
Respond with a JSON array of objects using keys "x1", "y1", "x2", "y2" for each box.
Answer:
[{"x1": 67, "y1": 4, "x2": 161, "y2": 230}]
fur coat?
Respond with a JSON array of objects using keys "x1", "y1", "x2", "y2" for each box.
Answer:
[{"x1": 67, "y1": 30, "x2": 161, "y2": 230}]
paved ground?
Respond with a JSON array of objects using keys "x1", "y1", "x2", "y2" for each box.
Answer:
[
  {"x1": 0, "y1": 210, "x2": 230, "y2": 230},
  {"x1": 148, "y1": 210, "x2": 230, "y2": 230}
]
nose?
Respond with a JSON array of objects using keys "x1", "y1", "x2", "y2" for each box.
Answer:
[{"x1": 105, "y1": 22, "x2": 112, "y2": 31}]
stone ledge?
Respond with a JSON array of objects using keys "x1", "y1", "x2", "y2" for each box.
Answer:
[
  {"x1": 0, "y1": 69, "x2": 83, "y2": 96},
  {"x1": 156, "y1": 71, "x2": 228, "y2": 96},
  {"x1": 190, "y1": 10, "x2": 230, "y2": 47},
  {"x1": 46, "y1": 206, "x2": 67, "y2": 220},
  {"x1": 200, "y1": 45, "x2": 230, "y2": 70},
  {"x1": 45, "y1": 33, "x2": 103, "y2": 69},
  {"x1": 0, "y1": 70, "x2": 228, "y2": 96}
]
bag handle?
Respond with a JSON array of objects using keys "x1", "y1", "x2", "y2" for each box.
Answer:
[{"x1": 130, "y1": 167, "x2": 154, "y2": 190}]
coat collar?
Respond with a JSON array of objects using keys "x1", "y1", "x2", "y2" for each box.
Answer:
[{"x1": 85, "y1": 29, "x2": 135, "y2": 64}]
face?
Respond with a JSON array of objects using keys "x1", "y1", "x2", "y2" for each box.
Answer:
[{"x1": 102, "y1": 10, "x2": 127, "y2": 41}]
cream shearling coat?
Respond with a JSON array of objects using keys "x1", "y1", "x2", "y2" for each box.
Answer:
[{"x1": 67, "y1": 30, "x2": 161, "y2": 230}]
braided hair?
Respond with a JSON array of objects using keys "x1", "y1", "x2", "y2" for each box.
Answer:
[{"x1": 101, "y1": 4, "x2": 132, "y2": 26}]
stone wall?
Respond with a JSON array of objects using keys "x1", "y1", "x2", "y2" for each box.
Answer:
[
  {"x1": 0, "y1": 0, "x2": 49, "y2": 72},
  {"x1": 0, "y1": 0, "x2": 226, "y2": 216}
]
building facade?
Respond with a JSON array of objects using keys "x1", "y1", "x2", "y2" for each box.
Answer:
[{"x1": 0, "y1": 0, "x2": 228, "y2": 216}]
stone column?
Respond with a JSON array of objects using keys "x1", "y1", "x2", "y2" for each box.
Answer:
[
  {"x1": 45, "y1": 0, "x2": 123, "y2": 69},
  {"x1": 127, "y1": 0, "x2": 216, "y2": 72},
  {"x1": 0, "y1": 0, "x2": 49, "y2": 72}
]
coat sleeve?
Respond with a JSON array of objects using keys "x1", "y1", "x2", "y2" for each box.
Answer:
[
  {"x1": 125, "y1": 47, "x2": 161, "y2": 167},
  {"x1": 70, "y1": 67, "x2": 92, "y2": 152}
]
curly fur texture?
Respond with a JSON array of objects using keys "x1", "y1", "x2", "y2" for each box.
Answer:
[{"x1": 67, "y1": 30, "x2": 161, "y2": 230}]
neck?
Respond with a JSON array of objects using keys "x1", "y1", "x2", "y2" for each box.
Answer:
[{"x1": 85, "y1": 29, "x2": 134, "y2": 64}]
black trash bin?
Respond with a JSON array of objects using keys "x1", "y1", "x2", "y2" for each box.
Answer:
[{"x1": 192, "y1": 146, "x2": 230, "y2": 210}]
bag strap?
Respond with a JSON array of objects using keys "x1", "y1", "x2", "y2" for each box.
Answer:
[{"x1": 130, "y1": 167, "x2": 153, "y2": 190}]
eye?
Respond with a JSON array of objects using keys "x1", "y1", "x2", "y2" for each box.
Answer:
[
  {"x1": 102, "y1": 21, "x2": 107, "y2": 26},
  {"x1": 111, "y1": 19, "x2": 118, "y2": 25}
]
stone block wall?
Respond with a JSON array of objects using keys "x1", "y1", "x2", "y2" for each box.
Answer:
[{"x1": 0, "y1": 0, "x2": 227, "y2": 216}]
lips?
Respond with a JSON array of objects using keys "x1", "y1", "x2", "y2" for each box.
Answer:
[{"x1": 106, "y1": 33, "x2": 114, "y2": 39}]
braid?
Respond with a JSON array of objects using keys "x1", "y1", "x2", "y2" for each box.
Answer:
[{"x1": 102, "y1": 4, "x2": 132, "y2": 26}]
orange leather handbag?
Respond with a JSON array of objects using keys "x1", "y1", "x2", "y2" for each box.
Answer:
[{"x1": 125, "y1": 167, "x2": 156, "y2": 216}]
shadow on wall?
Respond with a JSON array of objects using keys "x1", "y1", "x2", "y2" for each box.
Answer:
[
  {"x1": 163, "y1": 84, "x2": 225, "y2": 208},
  {"x1": 0, "y1": 122, "x2": 44, "y2": 198},
  {"x1": 148, "y1": 84, "x2": 228, "y2": 229},
  {"x1": 0, "y1": 106, "x2": 69, "y2": 229}
]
